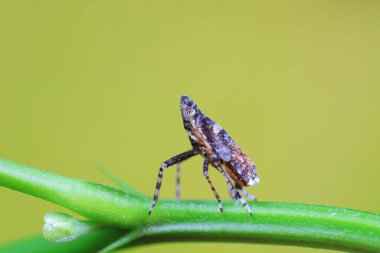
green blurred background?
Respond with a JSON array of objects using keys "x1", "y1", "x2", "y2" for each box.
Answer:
[{"x1": 1, "y1": 1, "x2": 379, "y2": 252}]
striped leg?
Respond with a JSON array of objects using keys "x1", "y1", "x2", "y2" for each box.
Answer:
[
  {"x1": 235, "y1": 183, "x2": 258, "y2": 202},
  {"x1": 225, "y1": 175, "x2": 237, "y2": 200},
  {"x1": 176, "y1": 163, "x2": 181, "y2": 200},
  {"x1": 148, "y1": 150, "x2": 197, "y2": 215},
  {"x1": 217, "y1": 166, "x2": 252, "y2": 216},
  {"x1": 203, "y1": 159, "x2": 223, "y2": 213},
  {"x1": 220, "y1": 171, "x2": 241, "y2": 202}
]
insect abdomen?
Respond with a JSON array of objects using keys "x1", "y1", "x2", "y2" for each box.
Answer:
[{"x1": 224, "y1": 147, "x2": 256, "y2": 186}]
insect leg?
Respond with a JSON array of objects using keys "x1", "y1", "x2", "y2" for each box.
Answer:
[
  {"x1": 235, "y1": 183, "x2": 258, "y2": 202},
  {"x1": 148, "y1": 150, "x2": 198, "y2": 215},
  {"x1": 203, "y1": 159, "x2": 223, "y2": 213},
  {"x1": 217, "y1": 166, "x2": 253, "y2": 216},
  {"x1": 176, "y1": 163, "x2": 181, "y2": 200},
  {"x1": 222, "y1": 174, "x2": 237, "y2": 200},
  {"x1": 228, "y1": 187, "x2": 236, "y2": 200},
  {"x1": 224, "y1": 175, "x2": 244, "y2": 206}
]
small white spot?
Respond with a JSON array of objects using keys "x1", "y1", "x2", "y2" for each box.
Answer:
[
  {"x1": 213, "y1": 123, "x2": 222, "y2": 134},
  {"x1": 248, "y1": 176, "x2": 260, "y2": 186},
  {"x1": 191, "y1": 119, "x2": 196, "y2": 129},
  {"x1": 188, "y1": 133, "x2": 198, "y2": 141}
]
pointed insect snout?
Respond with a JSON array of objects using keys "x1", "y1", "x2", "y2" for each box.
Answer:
[
  {"x1": 180, "y1": 95, "x2": 197, "y2": 120},
  {"x1": 180, "y1": 95, "x2": 194, "y2": 108}
]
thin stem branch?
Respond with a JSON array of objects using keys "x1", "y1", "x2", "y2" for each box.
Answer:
[{"x1": 1, "y1": 158, "x2": 380, "y2": 252}]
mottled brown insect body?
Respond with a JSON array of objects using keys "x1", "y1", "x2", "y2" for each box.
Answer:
[
  {"x1": 149, "y1": 96, "x2": 259, "y2": 216},
  {"x1": 181, "y1": 96, "x2": 259, "y2": 187}
]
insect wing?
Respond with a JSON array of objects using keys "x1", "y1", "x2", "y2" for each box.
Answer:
[{"x1": 202, "y1": 118, "x2": 232, "y2": 162}]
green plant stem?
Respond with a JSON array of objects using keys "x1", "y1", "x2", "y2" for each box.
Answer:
[{"x1": 1, "y1": 158, "x2": 380, "y2": 252}]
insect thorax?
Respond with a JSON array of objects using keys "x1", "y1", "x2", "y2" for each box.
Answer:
[{"x1": 183, "y1": 113, "x2": 213, "y2": 158}]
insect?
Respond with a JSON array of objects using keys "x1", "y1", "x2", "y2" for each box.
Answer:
[{"x1": 148, "y1": 96, "x2": 259, "y2": 216}]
